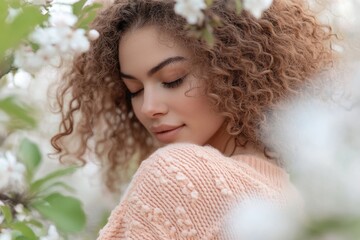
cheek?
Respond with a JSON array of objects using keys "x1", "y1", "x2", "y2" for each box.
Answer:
[
  {"x1": 182, "y1": 95, "x2": 221, "y2": 123},
  {"x1": 130, "y1": 98, "x2": 146, "y2": 124}
]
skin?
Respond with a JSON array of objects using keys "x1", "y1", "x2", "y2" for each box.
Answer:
[{"x1": 118, "y1": 25, "x2": 232, "y2": 153}]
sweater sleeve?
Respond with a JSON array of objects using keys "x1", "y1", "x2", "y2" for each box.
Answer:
[{"x1": 97, "y1": 143, "x2": 285, "y2": 240}]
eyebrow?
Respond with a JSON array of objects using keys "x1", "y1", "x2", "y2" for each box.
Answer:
[{"x1": 120, "y1": 56, "x2": 186, "y2": 80}]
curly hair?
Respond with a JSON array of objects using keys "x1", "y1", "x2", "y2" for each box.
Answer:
[{"x1": 51, "y1": 0, "x2": 336, "y2": 191}]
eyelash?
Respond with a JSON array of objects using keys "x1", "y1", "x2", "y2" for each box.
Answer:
[{"x1": 129, "y1": 76, "x2": 186, "y2": 98}]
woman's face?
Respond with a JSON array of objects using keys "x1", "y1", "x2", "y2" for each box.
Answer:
[{"x1": 119, "y1": 26, "x2": 228, "y2": 149}]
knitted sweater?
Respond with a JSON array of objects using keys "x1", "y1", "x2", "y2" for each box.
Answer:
[{"x1": 98, "y1": 143, "x2": 297, "y2": 240}]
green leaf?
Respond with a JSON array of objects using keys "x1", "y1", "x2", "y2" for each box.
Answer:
[
  {"x1": 205, "y1": 0, "x2": 213, "y2": 6},
  {"x1": 0, "y1": 204, "x2": 13, "y2": 223},
  {"x1": 0, "y1": 54, "x2": 14, "y2": 79},
  {"x1": 77, "y1": 10, "x2": 98, "y2": 30},
  {"x1": 14, "y1": 237, "x2": 29, "y2": 240},
  {"x1": 235, "y1": 0, "x2": 242, "y2": 14},
  {"x1": 0, "y1": 5, "x2": 47, "y2": 60},
  {"x1": 74, "y1": 2, "x2": 102, "y2": 30},
  {"x1": 202, "y1": 25, "x2": 215, "y2": 47},
  {"x1": 8, "y1": 0, "x2": 22, "y2": 9},
  {"x1": 81, "y1": 2, "x2": 102, "y2": 15},
  {"x1": 25, "y1": 219, "x2": 43, "y2": 228},
  {"x1": 0, "y1": 70, "x2": 10, "y2": 90},
  {"x1": 10, "y1": 222, "x2": 37, "y2": 240},
  {"x1": 18, "y1": 138, "x2": 42, "y2": 180},
  {"x1": 30, "y1": 166, "x2": 78, "y2": 193},
  {"x1": 31, "y1": 193, "x2": 86, "y2": 233},
  {"x1": 72, "y1": 0, "x2": 87, "y2": 16},
  {"x1": 0, "y1": 0, "x2": 7, "y2": 23},
  {"x1": 40, "y1": 181, "x2": 76, "y2": 194},
  {"x1": 0, "y1": 96, "x2": 37, "y2": 129}
]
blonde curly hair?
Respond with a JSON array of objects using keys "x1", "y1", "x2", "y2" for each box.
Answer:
[{"x1": 51, "y1": 0, "x2": 336, "y2": 191}]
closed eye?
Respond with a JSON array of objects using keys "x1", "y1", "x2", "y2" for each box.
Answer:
[
  {"x1": 162, "y1": 75, "x2": 187, "y2": 88},
  {"x1": 129, "y1": 74, "x2": 188, "y2": 98},
  {"x1": 129, "y1": 88, "x2": 143, "y2": 98}
]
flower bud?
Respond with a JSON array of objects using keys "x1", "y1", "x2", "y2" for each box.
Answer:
[{"x1": 88, "y1": 29, "x2": 100, "y2": 41}]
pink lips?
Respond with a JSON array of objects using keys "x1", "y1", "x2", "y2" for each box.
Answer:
[{"x1": 150, "y1": 124, "x2": 185, "y2": 143}]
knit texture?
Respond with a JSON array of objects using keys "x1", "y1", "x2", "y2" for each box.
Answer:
[{"x1": 97, "y1": 143, "x2": 297, "y2": 240}]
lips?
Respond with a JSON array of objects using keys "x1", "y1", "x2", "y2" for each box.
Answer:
[
  {"x1": 150, "y1": 124, "x2": 184, "y2": 134},
  {"x1": 150, "y1": 124, "x2": 185, "y2": 143}
]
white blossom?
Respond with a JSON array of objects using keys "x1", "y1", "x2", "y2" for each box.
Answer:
[
  {"x1": 88, "y1": 29, "x2": 100, "y2": 41},
  {"x1": 57, "y1": 28, "x2": 90, "y2": 54},
  {"x1": 262, "y1": 65, "x2": 360, "y2": 220},
  {"x1": 49, "y1": 12, "x2": 78, "y2": 27},
  {"x1": 14, "y1": 43, "x2": 61, "y2": 74},
  {"x1": 22, "y1": 22, "x2": 90, "y2": 74},
  {"x1": 36, "y1": 45, "x2": 61, "y2": 66},
  {"x1": 40, "y1": 225, "x2": 61, "y2": 240},
  {"x1": 0, "y1": 151, "x2": 26, "y2": 192},
  {"x1": 10, "y1": 70, "x2": 33, "y2": 89},
  {"x1": 243, "y1": 0, "x2": 273, "y2": 19},
  {"x1": 69, "y1": 28, "x2": 91, "y2": 53},
  {"x1": 6, "y1": 8, "x2": 21, "y2": 23},
  {"x1": 14, "y1": 6, "x2": 96, "y2": 74},
  {"x1": 224, "y1": 198, "x2": 300, "y2": 240},
  {"x1": 174, "y1": 0, "x2": 206, "y2": 25},
  {"x1": 14, "y1": 45, "x2": 45, "y2": 74},
  {"x1": 0, "y1": 229, "x2": 12, "y2": 240},
  {"x1": 30, "y1": 27, "x2": 63, "y2": 47},
  {"x1": 14, "y1": 204, "x2": 31, "y2": 222}
]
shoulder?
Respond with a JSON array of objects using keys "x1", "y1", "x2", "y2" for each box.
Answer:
[
  {"x1": 143, "y1": 143, "x2": 222, "y2": 166},
  {"x1": 133, "y1": 143, "x2": 227, "y2": 182},
  {"x1": 100, "y1": 144, "x2": 227, "y2": 238},
  {"x1": 128, "y1": 143, "x2": 265, "y2": 205},
  {"x1": 126, "y1": 143, "x2": 237, "y2": 204},
  {"x1": 99, "y1": 144, "x2": 286, "y2": 239},
  {"x1": 150, "y1": 142, "x2": 222, "y2": 161},
  {"x1": 134, "y1": 143, "x2": 272, "y2": 193}
]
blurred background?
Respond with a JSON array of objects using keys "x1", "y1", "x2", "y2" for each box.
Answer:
[{"x1": 1, "y1": 0, "x2": 360, "y2": 239}]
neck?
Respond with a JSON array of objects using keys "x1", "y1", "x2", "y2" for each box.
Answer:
[
  {"x1": 216, "y1": 134, "x2": 267, "y2": 160},
  {"x1": 204, "y1": 122, "x2": 266, "y2": 158}
]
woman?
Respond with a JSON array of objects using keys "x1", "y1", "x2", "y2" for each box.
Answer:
[{"x1": 51, "y1": 0, "x2": 335, "y2": 238}]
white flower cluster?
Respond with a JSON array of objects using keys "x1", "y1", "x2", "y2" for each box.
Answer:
[
  {"x1": 0, "y1": 151, "x2": 26, "y2": 192},
  {"x1": 14, "y1": 11, "x2": 99, "y2": 74},
  {"x1": 257, "y1": 64, "x2": 360, "y2": 238},
  {"x1": 174, "y1": 0, "x2": 206, "y2": 25},
  {"x1": 0, "y1": 201, "x2": 61, "y2": 240},
  {"x1": 224, "y1": 198, "x2": 300, "y2": 240},
  {"x1": 0, "y1": 201, "x2": 61, "y2": 238},
  {"x1": 0, "y1": 203, "x2": 31, "y2": 238},
  {"x1": 173, "y1": 0, "x2": 273, "y2": 25},
  {"x1": 40, "y1": 225, "x2": 61, "y2": 240},
  {"x1": 0, "y1": 228, "x2": 12, "y2": 240},
  {"x1": 243, "y1": 0, "x2": 273, "y2": 19}
]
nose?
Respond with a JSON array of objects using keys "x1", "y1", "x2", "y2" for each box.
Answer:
[{"x1": 141, "y1": 88, "x2": 168, "y2": 118}]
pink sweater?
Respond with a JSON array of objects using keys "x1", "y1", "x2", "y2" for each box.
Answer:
[{"x1": 98, "y1": 143, "x2": 297, "y2": 239}]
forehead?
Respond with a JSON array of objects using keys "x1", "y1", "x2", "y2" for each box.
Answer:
[{"x1": 118, "y1": 26, "x2": 191, "y2": 73}]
